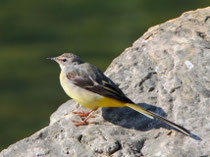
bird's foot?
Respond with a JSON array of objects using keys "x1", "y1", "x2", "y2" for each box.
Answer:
[
  {"x1": 72, "y1": 120, "x2": 88, "y2": 126},
  {"x1": 72, "y1": 109, "x2": 96, "y2": 127},
  {"x1": 72, "y1": 120, "x2": 95, "y2": 126},
  {"x1": 72, "y1": 111, "x2": 95, "y2": 117}
]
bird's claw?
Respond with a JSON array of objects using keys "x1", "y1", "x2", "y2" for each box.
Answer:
[{"x1": 73, "y1": 111, "x2": 95, "y2": 118}]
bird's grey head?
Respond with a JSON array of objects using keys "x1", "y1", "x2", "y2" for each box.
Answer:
[{"x1": 47, "y1": 53, "x2": 83, "y2": 70}]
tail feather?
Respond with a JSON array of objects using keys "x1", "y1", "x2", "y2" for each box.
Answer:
[{"x1": 126, "y1": 103, "x2": 191, "y2": 136}]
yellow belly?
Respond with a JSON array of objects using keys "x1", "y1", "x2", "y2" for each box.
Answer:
[
  {"x1": 60, "y1": 71, "x2": 126, "y2": 109},
  {"x1": 97, "y1": 96, "x2": 126, "y2": 108}
]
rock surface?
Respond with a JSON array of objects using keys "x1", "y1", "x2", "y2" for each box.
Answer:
[{"x1": 1, "y1": 7, "x2": 210, "y2": 157}]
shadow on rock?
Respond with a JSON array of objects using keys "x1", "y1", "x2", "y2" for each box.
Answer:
[{"x1": 102, "y1": 103, "x2": 178, "y2": 132}]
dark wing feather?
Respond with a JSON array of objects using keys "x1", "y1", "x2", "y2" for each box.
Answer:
[{"x1": 66, "y1": 65, "x2": 133, "y2": 104}]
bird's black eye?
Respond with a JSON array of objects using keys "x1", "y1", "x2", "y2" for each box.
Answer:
[{"x1": 62, "y1": 59, "x2": 67, "y2": 62}]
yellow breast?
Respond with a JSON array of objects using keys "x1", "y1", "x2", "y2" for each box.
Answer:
[{"x1": 60, "y1": 71, "x2": 102, "y2": 109}]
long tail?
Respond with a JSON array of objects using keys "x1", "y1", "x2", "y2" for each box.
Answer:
[{"x1": 126, "y1": 103, "x2": 191, "y2": 136}]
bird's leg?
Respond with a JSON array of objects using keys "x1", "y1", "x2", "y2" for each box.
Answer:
[
  {"x1": 72, "y1": 109, "x2": 97, "y2": 126},
  {"x1": 72, "y1": 110, "x2": 95, "y2": 117}
]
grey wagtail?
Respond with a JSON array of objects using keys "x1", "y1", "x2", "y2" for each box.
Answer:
[{"x1": 47, "y1": 53, "x2": 191, "y2": 136}]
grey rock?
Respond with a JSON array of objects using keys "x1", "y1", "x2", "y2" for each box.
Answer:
[{"x1": 1, "y1": 7, "x2": 210, "y2": 157}]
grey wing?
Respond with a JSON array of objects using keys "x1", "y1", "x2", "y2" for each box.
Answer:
[{"x1": 66, "y1": 63, "x2": 134, "y2": 104}]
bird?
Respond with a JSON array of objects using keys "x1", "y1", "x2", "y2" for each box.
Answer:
[{"x1": 47, "y1": 53, "x2": 191, "y2": 136}]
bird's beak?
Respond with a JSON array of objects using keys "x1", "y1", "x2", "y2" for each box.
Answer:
[{"x1": 47, "y1": 57, "x2": 57, "y2": 61}]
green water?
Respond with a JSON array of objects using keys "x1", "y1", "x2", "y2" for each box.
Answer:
[{"x1": 0, "y1": 0, "x2": 209, "y2": 150}]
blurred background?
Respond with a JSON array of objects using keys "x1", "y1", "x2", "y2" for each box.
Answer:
[{"x1": 0, "y1": 0, "x2": 209, "y2": 150}]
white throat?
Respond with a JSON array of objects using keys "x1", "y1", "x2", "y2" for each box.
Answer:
[{"x1": 59, "y1": 64, "x2": 65, "y2": 71}]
